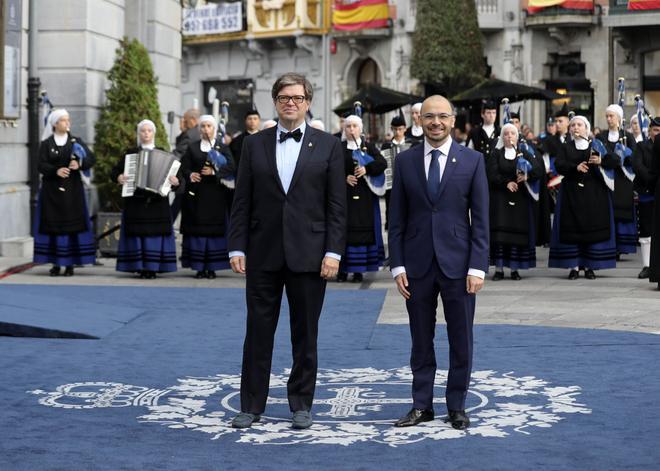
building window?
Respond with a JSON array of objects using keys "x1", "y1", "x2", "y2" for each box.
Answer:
[
  {"x1": 643, "y1": 49, "x2": 660, "y2": 117},
  {"x1": 1, "y1": 0, "x2": 22, "y2": 118}
]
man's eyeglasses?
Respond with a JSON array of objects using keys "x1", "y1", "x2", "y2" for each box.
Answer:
[
  {"x1": 276, "y1": 95, "x2": 306, "y2": 105},
  {"x1": 422, "y1": 113, "x2": 454, "y2": 122}
]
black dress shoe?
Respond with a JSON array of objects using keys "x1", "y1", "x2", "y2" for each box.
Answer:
[
  {"x1": 194, "y1": 271, "x2": 205, "y2": 279},
  {"x1": 49, "y1": 266, "x2": 61, "y2": 277},
  {"x1": 492, "y1": 271, "x2": 504, "y2": 281},
  {"x1": 510, "y1": 270, "x2": 521, "y2": 281},
  {"x1": 145, "y1": 271, "x2": 157, "y2": 279},
  {"x1": 568, "y1": 269, "x2": 579, "y2": 280},
  {"x1": 638, "y1": 267, "x2": 651, "y2": 279},
  {"x1": 336, "y1": 272, "x2": 347, "y2": 282},
  {"x1": 444, "y1": 410, "x2": 470, "y2": 430},
  {"x1": 584, "y1": 268, "x2": 596, "y2": 280},
  {"x1": 352, "y1": 272, "x2": 363, "y2": 283},
  {"x1": 393, "y1": 408, "x2": 434, "y2": 427},
  {"x1": 63, "y1": 266, "x2": 74, "y2": 277},
  {"x1": 206, "y1": 270, "x2": 216, "y2": 279}
]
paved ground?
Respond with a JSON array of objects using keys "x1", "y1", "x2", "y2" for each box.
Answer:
[{"x1": 2, "y1": 246, "x2": 658, "y2": 334}]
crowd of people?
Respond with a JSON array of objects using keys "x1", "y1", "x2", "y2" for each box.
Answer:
[{"x1": 32, "y1": 96, "x2": 660, "y2": 289}]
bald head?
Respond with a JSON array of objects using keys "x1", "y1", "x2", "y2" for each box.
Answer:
[
  {"x1": 420, "y1": 95, "x2": 456, "y2": 146},
  {"x1": 182, "y1": 108, "x2": 200, "y2": 131},
  {"x1": 421, "y1": 95, "x2": 454, "y2": 115}
]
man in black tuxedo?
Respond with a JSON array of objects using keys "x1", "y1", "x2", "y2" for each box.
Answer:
[{"x1": 228, "y1": 73, "x2": 347, "y2": 430}]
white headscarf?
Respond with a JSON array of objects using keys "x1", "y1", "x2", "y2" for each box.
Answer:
[
  {"x1": 569, "y1": 115, "x2": 591, "y2": 146},
  {"x1": 411, "y1": 103, "x2": 422, "y2": 113},
  {"x1": 199, "y1": 114, "x2": 218, "y2": 151},
  {"x1": 41, "y1": 108, "x2": 69, "y2": 141},
  {"x1": 310, "y1": 119, "x2": 325, "y2": 131},
  {"x1": 136, "y1": 119, "x2": 156, "y2": 148},
  {"x1": 495, "y1": 122, "x2": 519, "y2": 152},
  {"x1": 262, "y1": 119, "x2": 277, "y2": 130},
  {"x1": 342, "y1": 115, "x2": 363, "y2": 149},
  {"x1": 605, "y1": 104, "x2": 624, "y2": 124}
]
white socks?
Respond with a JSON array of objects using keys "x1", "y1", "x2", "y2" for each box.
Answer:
[{"x1": 640, "y1": 237, "x2": 651, "y2": 268}]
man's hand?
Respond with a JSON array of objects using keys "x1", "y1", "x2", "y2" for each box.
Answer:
[
  {"x1": 346, "y1": 175, "x2": 358, "y2": 186},
  {"x1": 507, "y1": 181, "x2": 518, "y2": 192},
  {"x1": 56, "y1": 167, "x2": 70, "y2": 178},
  {"x1": 201, "y1": 166, "x2": 215, "y2": 176},
  {"x1": 588, "y1": 154, "x2": 601, "y2": 165},
  {"x1": 466, "y1": 275, "x2": 484, "y2": 294},
  {"x1": 230, "y1": 255, "x2": 246, "y2": 275},
  {"x1": 190, "y1": 172, "x2": 202, "y2": 183},
  {"x1": 169, "y1": 175, "x2": 179, "y2": 186},
  {"x1": 354, "y1": 166, "x2": 367, "y2": 178},
  {"x1": 395, "y1": 273, "x2": 411, "y2": 300},
  {"x1": 320, "y1": 257, "x2": 339, "y2": 280},
  {"x1": 117, "y1": 174, "x2": 127, "y2": 185},
  {"x1": 69, "y1": 160, "x2": 80, "y2": 170},
  {"x1": 577, "y1": 162, "x2": 589, "y2": 173}
]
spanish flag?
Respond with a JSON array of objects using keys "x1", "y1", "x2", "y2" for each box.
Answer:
[
  {"x1": 527, "y1": 0, "x2": 593, "y2": 14},
  {"x1": 627, "y1": 0, "x2": 660, "y2": 9},
  {"x1": 333, "y1": 0, "x2": 389, "y2": 31}
]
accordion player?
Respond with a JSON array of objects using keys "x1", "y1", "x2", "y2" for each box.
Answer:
[{"x1": 122, "y1": 148, "x2": 181, "y2": 198}]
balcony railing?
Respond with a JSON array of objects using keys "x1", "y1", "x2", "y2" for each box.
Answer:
[
  {"x1": 604, "y1": 0, "x2": 660, "y2": 26},
  {"x1": 476, "y1": 0, "x2": 505, "y2": 30}
]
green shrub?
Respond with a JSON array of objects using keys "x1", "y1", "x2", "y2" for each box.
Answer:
[{"x1": 94, "y1": 37, "x2": 169, "y2": 211}]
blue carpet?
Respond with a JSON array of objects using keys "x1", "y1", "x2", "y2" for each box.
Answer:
[{"x1": 1, "y1": 285, "x2": 659, "y2": 470}]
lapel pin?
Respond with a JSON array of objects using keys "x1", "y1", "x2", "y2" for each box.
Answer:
[
  {"x1": 452, "y1": 157, "x2": 456, "y2": 163},
  {"x1": 308, "y1": 142, "x2": 313, "y2": 147}
]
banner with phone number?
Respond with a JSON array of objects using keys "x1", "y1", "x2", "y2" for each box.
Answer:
[{"x1": 182, "y1": 2, "x2": 242, "y2": 36}]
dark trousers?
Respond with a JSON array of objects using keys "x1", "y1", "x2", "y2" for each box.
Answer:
[
  {"x1": 405, "y1": 258, "x2": 475, "y2": 412},
  {"x1": 240, "y1": 266, "x2": 327, "y2": 414}
]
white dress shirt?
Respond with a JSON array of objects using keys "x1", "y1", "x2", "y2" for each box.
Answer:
[
  {"x1": 229, "y1": 121, "x2": 340, "y2": 262},
  {"x1": 391, "y1": 136, "x2": 485, "y2": 280}
]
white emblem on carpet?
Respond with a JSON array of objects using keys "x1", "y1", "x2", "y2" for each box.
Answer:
[{"x1": 29, "y1": 367, "x2": 591, "y2": 446}]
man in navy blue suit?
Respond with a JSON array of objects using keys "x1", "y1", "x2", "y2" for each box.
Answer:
[{"x1": 388, "y1": 95, "x2": 489, "y2": 430}]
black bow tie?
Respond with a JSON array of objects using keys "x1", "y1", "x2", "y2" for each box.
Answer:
[{"x1": 279, "y1": 128, "x2": 303, "y2": 143}]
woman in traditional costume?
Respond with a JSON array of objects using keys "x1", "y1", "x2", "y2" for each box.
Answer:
[
  {"x1": 34, "y1": 109, "x2": 96, "y2": 276},
  {"x1": 337, "y1": 115, "x2": 386, "y2": 283},
  {"x1": 180, "y1": 114, "x2": 235, "y2": 279},
  {"x1": 487, "y1": 123, "x2": 544, "y2": 280},
  {"x1": 549, "y1": 115, "x2": 618, "y2": 279},
  {"x1": 112, "y1": 119, "x2": 180, "y2": 279}
]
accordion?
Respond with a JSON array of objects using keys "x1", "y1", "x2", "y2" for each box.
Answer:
[
  {"x1": 381, "y1": 143, "x2": 411, "y2": 190},
  {"x1": 122, "y1": 149, "x2": 181, "y2": 198}
]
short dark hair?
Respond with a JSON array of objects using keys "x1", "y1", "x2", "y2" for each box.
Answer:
[
  {"x1": 271, "y1": 73, "x2": 314, "y2": 102},
  {"x1": 244, "y1": 109, "x2": 260, "y2": 119}
]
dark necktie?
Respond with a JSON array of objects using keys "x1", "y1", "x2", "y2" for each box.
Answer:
[
  {"x1": 279, "y1": 128, "x2": 303, "y2": 143},
  {"x1": 427, "y1": 149, "x2": 441, "y2": 200}
]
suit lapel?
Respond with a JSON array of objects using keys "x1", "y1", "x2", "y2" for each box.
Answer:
[
  {"x1": 436, "y1": 141, "x2": 460, "y2": 201},
  {"x1": 263, "y1": 126, "x2": 285, "y2": 194},
  {"x1": 287, "y1": 126, "x2": 316, "y2": 193},
  {"x1": 413, "y1": 145, "x2": 432, "y2": 206}
]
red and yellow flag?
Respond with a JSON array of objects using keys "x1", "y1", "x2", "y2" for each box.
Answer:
[
  {"x1": 333, "y1": 0, "x2": 389, "y2": 31},
  {"x1": 627, "y1": 0, "x2": 660, "y2": 9},
  {"x1": 527, "y1": 0, "x2": 593, "y2": 14}
]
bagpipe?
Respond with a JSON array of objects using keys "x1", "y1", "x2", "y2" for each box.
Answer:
[
  {"x1": 590, "y1": 137, "x2": 615, "y2": 192},
  {"x1": 499, "y1": 98, "x2": 540, "y2": 201},
  {"x1": 58, "y1": 138, "x2": 90, "y2": 192},
  {"x1": 350, "y1": 101, "x2": 385, "y2": 197},
  {"x1": 189, "y1": 101, "x2": 234, "y2": 195},
  {"x1": 616, "y1": 78, "x2": 635, "y2": 182},
  {"x1": 634, "y1": 94, "x2": 652, "y2": 142}
]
